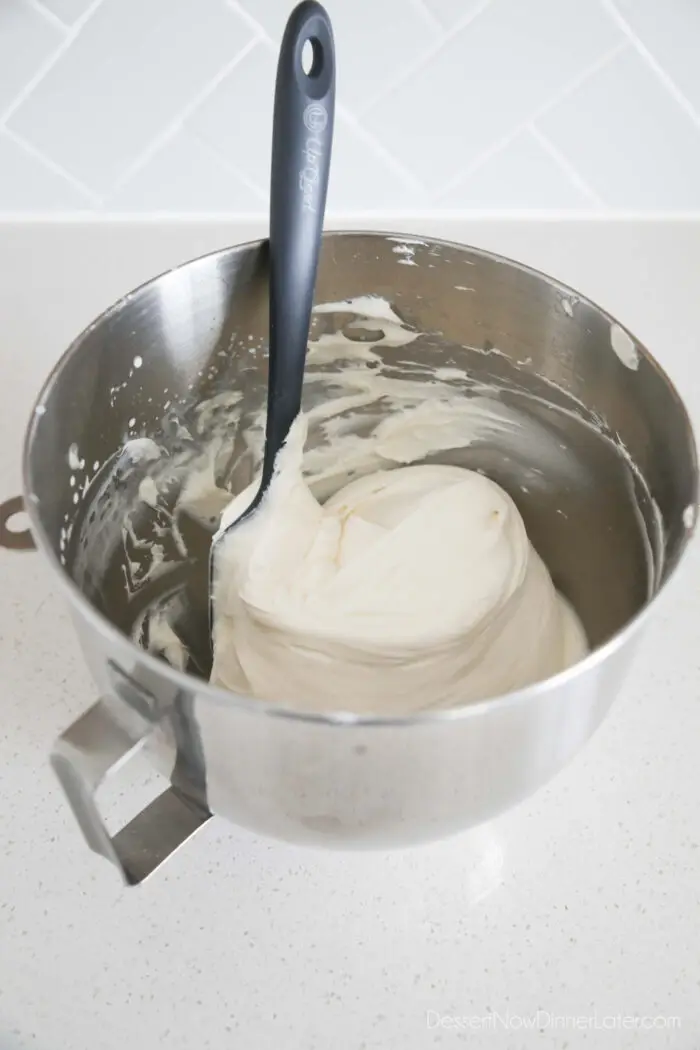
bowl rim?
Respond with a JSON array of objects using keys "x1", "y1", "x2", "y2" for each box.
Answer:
[{"x1": 22, "y1": 229, "x2": 700, "y2": 727}]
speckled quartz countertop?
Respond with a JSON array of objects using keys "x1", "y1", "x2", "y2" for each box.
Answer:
[{"x1": 1, "y1": 218, "x2": 699, "y2": 1050}]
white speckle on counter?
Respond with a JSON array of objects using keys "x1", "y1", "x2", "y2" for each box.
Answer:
[
  {"x1": 133, "y1": 355, "x2": 143, "y2": 369},
  {"x1": 610, "y1": 323, "x2": 640, "y2": 370}
]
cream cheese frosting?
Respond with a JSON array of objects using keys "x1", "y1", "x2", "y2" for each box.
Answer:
[{"x1": 210, "y1": 413, "x2": 587, "y2": 715}]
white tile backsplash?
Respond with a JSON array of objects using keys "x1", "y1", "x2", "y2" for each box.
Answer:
[
  {"x1": 108, "y1": 130, "x2": 264, "y2": 212},
  {"x1": 0, "y1": 0, "x2": 64, "y2": 116},
  {"x1": 538, "y1": 47, "x2": 700, "y2": 209},
  {"x1": 440, "y1": 129, "x2": 593, "y2": 210},
  {"x1": 7, "y1": 0, "x2": 254, "y2": 192},
  {"x1": 421, "y1": 0, "x2": 488, "y2": 31},
  {"x1": 0, "y1": 0, "x2": 700, "y2": 213},
  {"x1": 0, "y1": 129, "x2": 88, "y2": 208},
  {"x1": 325, "y1": 115, "x2": 423, "y2": 212},
  {"x1": 365, "y1": 0, "x2": 622, "y2": 190},
  {"x1": 188, "y1": 41, "x2": 276, "y2": 192},
  {"x1": 611, "y1": 0, "x2": 700, "y2": 116},
  {"x1": 33, "y1": 0, "x2": 94, "y2": 26}
]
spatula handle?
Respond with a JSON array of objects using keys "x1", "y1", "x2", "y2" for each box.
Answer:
[{"x1": 263, "y1": 0, "x2": 335, "y2": 487}]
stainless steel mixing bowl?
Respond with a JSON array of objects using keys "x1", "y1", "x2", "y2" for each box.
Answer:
[{"x1": 3, "y1": 232, "x2": 697, "y2": 884}]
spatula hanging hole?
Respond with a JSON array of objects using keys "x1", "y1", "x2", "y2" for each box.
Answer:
[{"x1": 302, "y1": 36, "x2": 323, "y2": 77}]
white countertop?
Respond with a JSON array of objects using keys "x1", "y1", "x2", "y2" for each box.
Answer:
[{"x1": 1, "y1": 218, "x2": 699, "y2": 1050}]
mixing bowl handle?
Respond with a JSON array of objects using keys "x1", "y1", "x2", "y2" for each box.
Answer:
[
  {"x1": 51, "y1": 697, "x2": 211, "y2": 885},
  {"x1": 0, "y1": 495, "x2": 36, "y2": 551}
]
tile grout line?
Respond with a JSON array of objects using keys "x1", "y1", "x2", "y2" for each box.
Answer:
[
  {"x1": 433, "y1": 40, "x2": 628, "y2": 201},
  {"x1": 600, "y1": 0, "x2": 700, "y2": 134},
  {"x1": 335, "y1": 103, "x2": 427, "y2": 193},
  {"x1": 107, "y1": 35, "x2": 264, "y2": 197},
  {"x1": 1, "y1": 125, "x2": 101, "y2": 204},
  {"x1": 226, "y1": 0, "x2": 273, "y2": 43},
  {"x1": 355, "y1": 0, "x2": 494, "y2": 116},
  {"x1": 23, "y1": 0, "x2": 71, "y2": 33},
  {"x1": 172, "y1": 132, "x2": 268, "y2": 205},
  {"x1": 406, "y1": 0, "x2": 446, "y2": 34},
  {"x1": 0, "y1": 0, "x2": 106, "y2": 127},
  {"x1": 529, "y1": 125, "x2": 603, "y2": 206}
]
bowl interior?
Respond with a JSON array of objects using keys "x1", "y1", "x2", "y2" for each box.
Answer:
[{"x1": 24, "y1": 233, "x2": 697, "y2": 685}]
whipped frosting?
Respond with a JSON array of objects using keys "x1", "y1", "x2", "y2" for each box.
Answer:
[
  {"x1": 210, "y1": 413, "x2": 587, "y2": 715},
  {"x1": 88, "y1": 293, "x2": 615, "y2": 710}
]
